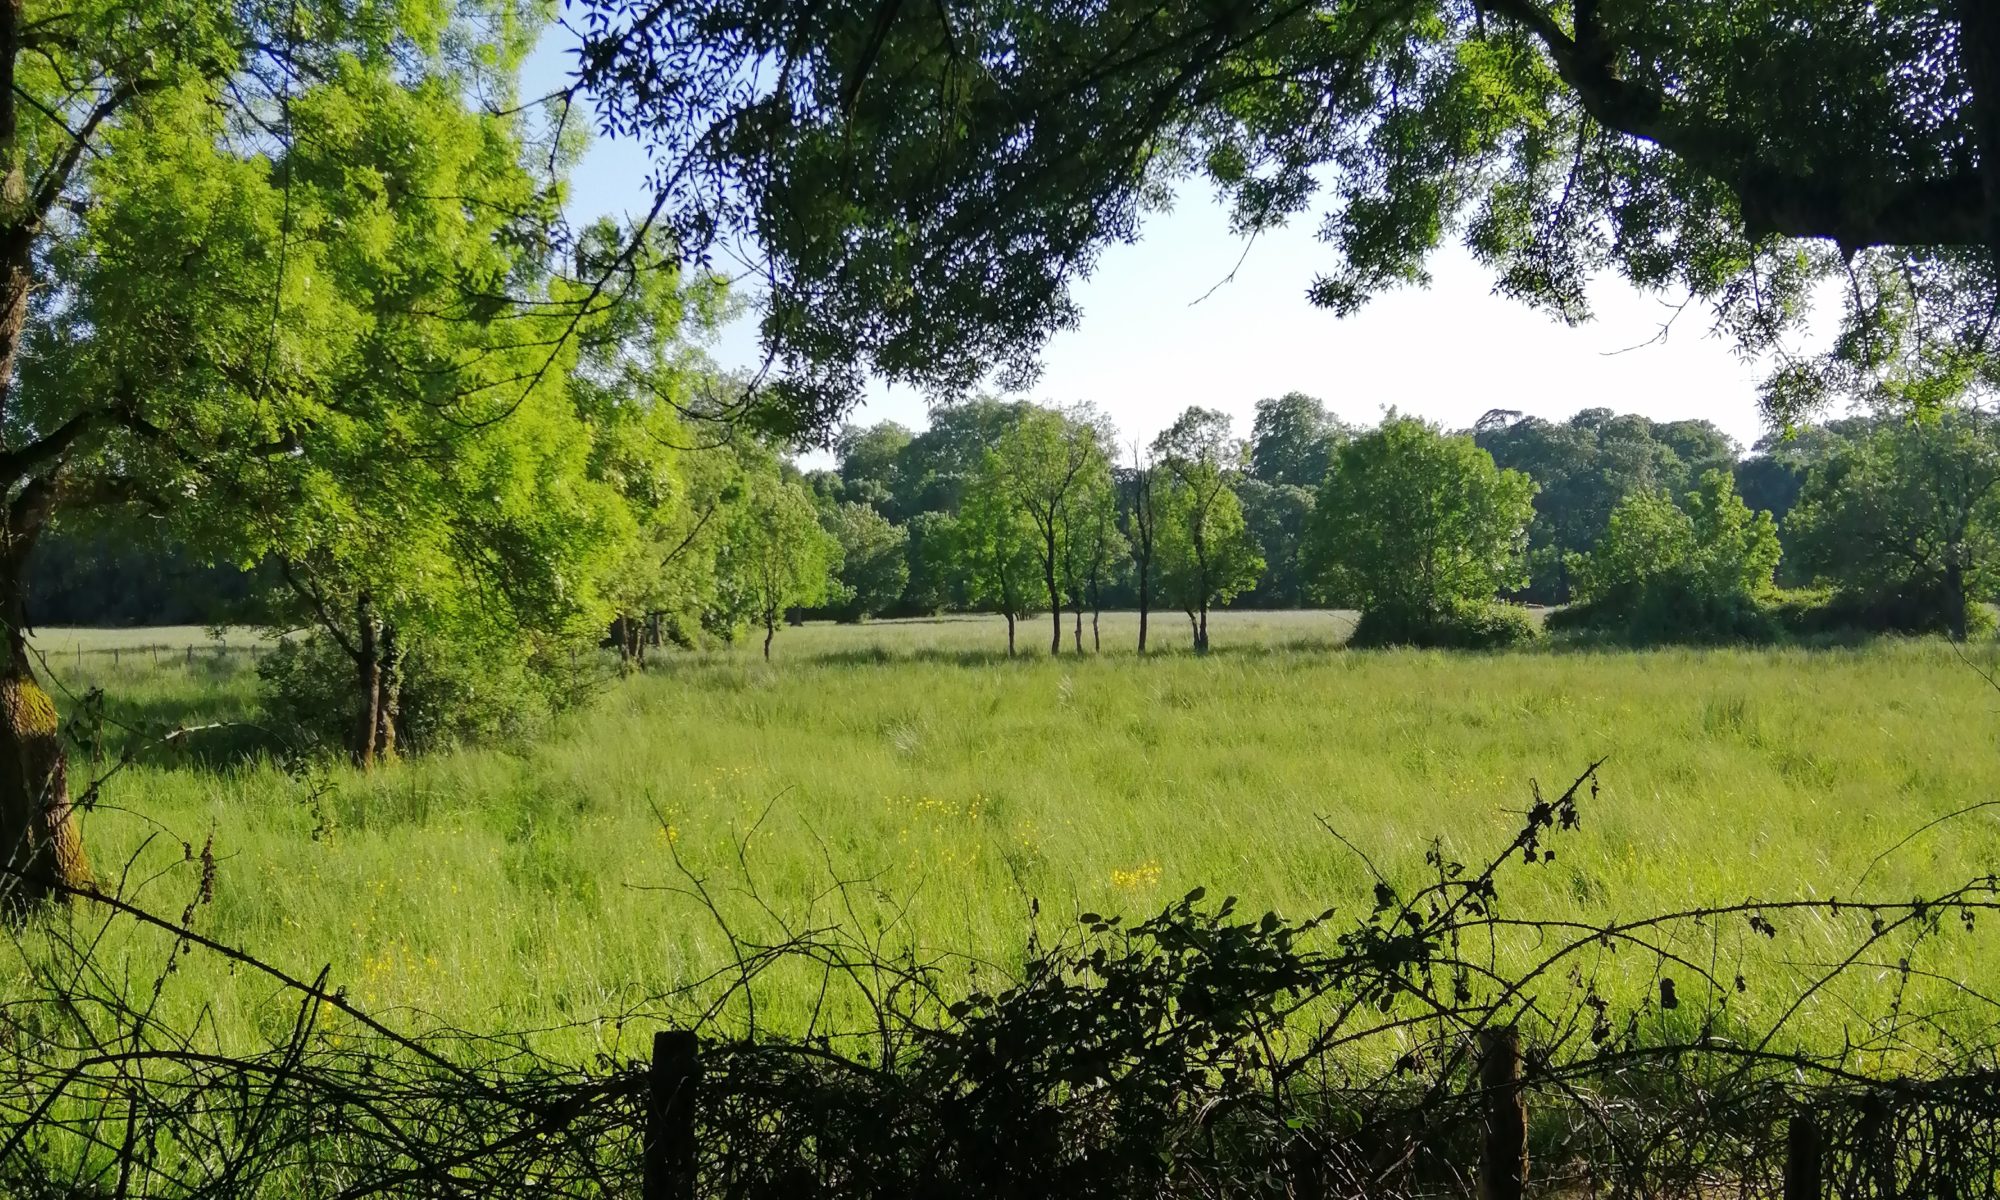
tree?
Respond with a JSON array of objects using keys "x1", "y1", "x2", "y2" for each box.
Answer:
[
  {"x1": 1249, "y1": 393, "x2": 1348, "y2": 489},
  {"x1": 1233, "y1": 478, "x2": 1316, "y2": 608},
  {"x1": 1786, "y1": 414, "x2": 2000, "y2": 640},
  {"x1": 836, "y1": 421, "x2": 916, "y2": 516},
  {"x1": 174, "y1": 68, "x2": 678, "y2": 770},
  {"x1": 958, "y1": 452, "x2": 1044, "y2": 655},
  {"x1": 1061, "y1": 468, "x2": 1127, "y2": 652},
  {"x1": 902, "y1": 510, "x2": 964, "y2": 614},
  {"x1": 991, "y1": 404, "x2": 1115, "y2": 655},
  {"x1": 1304, "y1": 415, "x2": 1537, "y2": 630},
  {"x1": 1475, "y1": 409, "x2": 1738, "y2": 602},
  {"x1": 578, "y1": 3, "x2": 2000, "y2": 424},
  {"x1": 0, "y1": 2, "x2": 568, "y2": 902},
  {"x1": 570, "y1": 218, "x2": 737, "y2": 666},
  {"x1": 1565, "y1": 471, "x2": 1781, "y2": 641},
  {"x1": 888, "y1": 398, "x2": 1034, "y2": 519},
  {"x1": 1152, "y1": 408, "x2": 1263, "y2": 652},
  {"x1": 726, "y1": 470, "x2": 839, "y2": 658},
  {"x1": 821, "y1": 501, "x2": 910, "y2": 621},
  {"x1": 1121, "y1": 448, "x2": 1163, "y2": 654},
  {"x1": 1733, "y1": 418, "x2": 1878, "y2": 568}
]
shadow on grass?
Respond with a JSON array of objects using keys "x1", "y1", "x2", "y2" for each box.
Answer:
[
  {"x1": 54, "y1": 661, "x2": 293, "y2": 771},
  {"x1": 789, "y1": 632, "x2": 1358, "y2": 669}
]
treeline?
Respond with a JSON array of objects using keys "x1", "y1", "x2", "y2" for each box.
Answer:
[
  {"x1": 46, "y1": 396, "x2": 2000, "y2": 663},
  {"x1": 790, "y1": 395, "x2": 2000, "y2": 647}
]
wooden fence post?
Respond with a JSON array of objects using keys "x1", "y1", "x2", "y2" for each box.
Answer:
[
  {"x1": 1478, "y1": 1028, "x2": 1527, "y2": 1200},
  {"x1": 1785, "y1": 1109, "x2": 1822, "y2": 1200},
  {"x1": 645, "y1": 1030, "x2": 698, "y2": 1200}
]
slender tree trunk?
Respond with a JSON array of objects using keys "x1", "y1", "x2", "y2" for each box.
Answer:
[
  {"x1": 376, "y1": 623, "x2": 401, "y2": 763},
  {"x1": 1135, "y1": 549, "x2": 1152, "y2": 654},
  {"x1": 1947, "y1": 558, "x2": 1970, "y2": 642},
  {"x1": 0, "y1": 553, "x2": 88, "y2": 911},
  {"x1": 1091, "y1": 585, "x2": 1101, "y2": 652},
  {"x1": 1005, "y1": 612, "x2": 1016, "y2": 656},
  {"x1": 1072, "y1": 601, "x2": 1083, "y2": 653},
  {"x1": 1044, "y1": 537, "x2": 1062, "y2": 655},
  {"x1": 1137, "y1": 573, "x2": 1150, "y2": 654},
  {"x1": 1194, "y1": 538, "x2": 1211, "y2": 653},
  {"x1": 1186, "y1": 609, "x2": 1198, "y2": 644},
  {"x1": 763, "y1": 613, "x2": 776, "y2": 659},
  {"x1": 355, "y1": 591, "x2": 380, "y2": 771}
]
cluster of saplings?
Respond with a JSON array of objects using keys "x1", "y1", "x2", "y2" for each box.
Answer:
[{"x1": 790, "y1": 394, "x2": 2000, "y2": 651}]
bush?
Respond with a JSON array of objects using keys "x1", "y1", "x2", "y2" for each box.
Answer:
[
  {"x1": 1774, "y1": 582, "x2": 1999, "y2": 640},
  {"x1": 1554, "y1": 582, "x2": 1999, "y2": 646},
  {"x1": 1555, "y1": 474, "x2": 1784, "y2": 646},
  {"x1": 258, "y1": 632, "x2": 564, "y2": 755},
  {"x1": 1548, "y1": 581, "x2": 1783, "y2": 645},
  {"x1": 1348, "y1": 601, "x2": 1542, "y2": 649}
]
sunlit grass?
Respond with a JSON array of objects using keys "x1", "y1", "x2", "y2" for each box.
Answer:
[{"x1": 14, "y1": 613, "x2": 2000, "y2": 1061}]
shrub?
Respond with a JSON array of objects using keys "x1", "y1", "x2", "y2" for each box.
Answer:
[
  {"x1": 1349, "y1": 601, "x2": 1542, "y2": 649},
  {"x1": 258, "y1": 632, "x2": 564, "y2": 755},
  {"x1": 1549, "y1": 581, "x2": 1782, "y2": 645},
  {"x1": 1772, "y1": 582, "x2": 1999, "y2": 640},
  {"x1": 1559, "y1": 472, "x2": 1781, "y2": 644}
]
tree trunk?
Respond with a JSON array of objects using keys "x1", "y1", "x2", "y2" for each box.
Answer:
[
  {"x1": 1136, "y1": 557, "x2": 1151, "y2": 654},
  {"x1": 1045, "y1": 550, "x2": 1062, "y2": 655},
  {"x1": 609, "y1": 614, "x2": 628, "y2": 661},
  {"x1": 1091, "y1": 594, "x2": 1101, "y2": 653},
  {"x1": 0, "y1": 7, "x2": 88, "y2": 912},
  {"x1": 1005, "y1": 612, "x2": 1016, "y2": 656},
  {"x1": 0, "y1": 571, "x2": 88, "y2": 911},
  {"x1": 375, "y1": 623, "x2": 401, "y2": 764},
  {"x1": 763, "y1": 614, "x2": 776, "y2": 659},
  {"x1": 1197, "y1": 600, "x2": 1210, "y2": 653},
  {"x1": 1947, "y1": 558, "x2": 1970, "y2": 642},
  {"x1": 355, "y1": 591, "x2": 380, "y2": 771},
  {"x1": 1186, "y1": 609, "x2": 1198, "y2": 645},
  {"x1": 1073, "y1": 602, "x2": 1083, "y2": 653}
]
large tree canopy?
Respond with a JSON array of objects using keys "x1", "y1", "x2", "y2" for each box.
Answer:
[
  {"x1": 575, "y1": 0, "x2": 2000, "y2": 425},
  {"x1": 0, "y1": 0, "x2": 565, "y2": 904}
]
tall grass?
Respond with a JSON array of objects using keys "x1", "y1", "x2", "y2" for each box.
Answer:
[{"x1": 13, "y1": 613, "x2": 2000, "y2": 1061}]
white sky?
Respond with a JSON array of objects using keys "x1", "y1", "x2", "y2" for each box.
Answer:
[{"x1": 527, "y1": 31, "x2": 1790, "y2": 460}]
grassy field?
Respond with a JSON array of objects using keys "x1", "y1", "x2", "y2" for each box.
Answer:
[{"x1": 12, "y1": 612, "x2": 2000, "y2": 1062}]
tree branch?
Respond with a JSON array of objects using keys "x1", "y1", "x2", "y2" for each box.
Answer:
[
  {"x1": 1474, "y1": 0, "x2": 1987, "y2": 251},
  {"x1": 0, "y1": 407, "x2": 94, "y2": 481}
]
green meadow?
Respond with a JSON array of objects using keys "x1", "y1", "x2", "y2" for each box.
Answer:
[{"x1": 16, "y1": 613, "x2": 2000, "y2": 1061}]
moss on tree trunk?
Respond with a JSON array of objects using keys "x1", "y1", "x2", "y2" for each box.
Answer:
[{"x1": 0, "y1": 651, "x2": 89, "y2": 909}]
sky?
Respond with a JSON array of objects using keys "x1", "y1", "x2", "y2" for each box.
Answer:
[{"x1": 525, "y1": 29, "x2": 1788, "y2": 460}]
